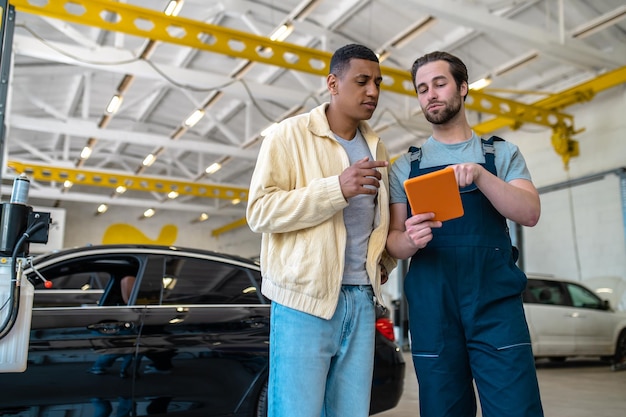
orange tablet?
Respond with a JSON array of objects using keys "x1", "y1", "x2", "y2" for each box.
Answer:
[{"x1": 403, "y1": 166, "x2": 464, "y2": 221}]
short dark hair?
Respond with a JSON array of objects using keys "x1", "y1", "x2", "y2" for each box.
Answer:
[
  {"x1": 329, "y1": 44, "x2": 379, "y2": 78},
  {"x1": 410, "y1": 51, "x2": 468, "y2": 99}
]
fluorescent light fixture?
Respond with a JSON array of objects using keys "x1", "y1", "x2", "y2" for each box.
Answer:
[
  {"x1": 390, "y1": 16, "x2": 436, "y2": 48},
  {"x1": 231, "y1": 198, "x2": 241, "y2": 205},
  {"x1": 595, "y1": 288, "x2": 614, "y2": 294},
  {"x1": 143, "y1": 208, "x2": 155, "y2": 218},
  {"x1": 494, "y1": 52, "x2": 539, "y2": 77},
  {"x1": 572, "y1": 5, "x2": 626, "y2": 39},
  {"x1": 270, "y1": 23, "x2": 294, "y2": 42},
  {"x1": 164, "y1": 0, "x2": 184, "y2": 17},
  {"x1": 97, "y1": 204, "x2": 108, "y2": 214},
  {"x1": 80, "y1": 146, "x2": 92, "y2": 160},
  {"x1": 142, "y1": 153, "x2": 156, "y2": 167},
  {"x1": 105, "y1": 94, "x2": 123, "y2": 114},
  {"x1": 205, "y1": 162, "x2": 221, "y2": 174},
  {"x1": 168, "y1": 191, "x2": 179, "y2": 199},
  {"x1": 115, "y1": 185, "x2": 127, "y2": 194},
  {"x1": 293, "y1": 0, "x2": 322, "y2": 21},
  {"x1": 469, "y1": 77, "x2": 492, "y2": 91},
  {"x1": 191, "y1": 212, "x2": 210, "y2": 224},
  {"x1": 63, "y1": 180, "x2": 73, "y2": 189},
  {"x1": 376, "y1": 50, "x2": 391, "y2": 63},
  {"x1": 184, "y1": 109, "x2": 205, "y2": 127},
  {"x1": 260, "y1": 123, "x2": 277, "y2": 137}
]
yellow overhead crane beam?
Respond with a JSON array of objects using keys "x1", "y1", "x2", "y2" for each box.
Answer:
[
  {"x1": 11, "y1": 0, "x2": 573, "y2": 132},
  {"x1": 7, "y1": 160, "x2": 249, "y2": 201},
  {"x1": 475, "y1": 65, "x2": 626, "y2": 168},
  {"x1": 474, "y1": 65, "x2": 626, "y2": 132}
]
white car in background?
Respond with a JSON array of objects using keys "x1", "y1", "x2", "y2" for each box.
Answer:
[{"x1": 523, "y1": 275, "x2": 626, "y2": 370}]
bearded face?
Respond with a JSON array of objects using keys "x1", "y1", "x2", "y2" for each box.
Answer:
[{"x1": 422, "y1": 89, "x2": 463, "y2": 125}]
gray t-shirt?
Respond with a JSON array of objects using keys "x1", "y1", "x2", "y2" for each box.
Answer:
[
  {"x1": 335, "y1": 129, "x2": 376, "y2": 285},
  {"x1": 389, "y1": 132, "x2": 532, "y2": 205}
]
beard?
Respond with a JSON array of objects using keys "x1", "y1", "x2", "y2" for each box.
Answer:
[{"x1": 423, "y1": 95, "x2": 462, "y2": 125}]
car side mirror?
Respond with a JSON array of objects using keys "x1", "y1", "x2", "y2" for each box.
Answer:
[{"x1": 601, "y1": 299, "x2": 611, "y2": 311}]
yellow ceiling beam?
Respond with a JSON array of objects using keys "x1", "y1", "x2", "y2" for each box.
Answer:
[
  {"x1": 7, "y1": 160, "x2": 249, "y2": 201},
  {"x1": 10, "y1": 0, "x2": 572, "y2": 131},
  {"x1": 211, "y1": 217, "x2": 248, "y2": 237},
  {"x1": 473, "y1": 65, "x2": 626, "y2": 168},
  {"x1": 473, "y1": 65, "x2": 626, "y2": 135}
]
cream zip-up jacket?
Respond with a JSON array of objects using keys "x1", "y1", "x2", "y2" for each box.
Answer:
[{"x1": 246, "y1": 103, "x2": 396, "y2": 319}]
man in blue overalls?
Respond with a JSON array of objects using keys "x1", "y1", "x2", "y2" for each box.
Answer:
[{"x1": 387, "y1": 51, "x2": 544, "y2": 417}]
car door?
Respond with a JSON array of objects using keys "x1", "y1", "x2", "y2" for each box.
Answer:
[
  {"x1": 131, "y1": 252, "x2": 270, "y2": 416},
  {"x1": 564, "y1": 282, "x2": 615, "y2": 356},
  {"x1": 523, "y1": 279, "x2": 577, "y2": 356},
  {"x1": 0, "y1": 253, "x2": 144, "y2": 415}
]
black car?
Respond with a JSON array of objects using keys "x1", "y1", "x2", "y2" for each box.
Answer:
[{"x1": 0, "y1": 244, "x2": 405, "y2": 416}]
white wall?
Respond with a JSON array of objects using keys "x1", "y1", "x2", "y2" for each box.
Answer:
[
  {"x1": 57, "y1": 202, "x2": 262, "y2": 259},
  {"x1": 503, "y1": 85, "x2": 626, "y2": 284}
]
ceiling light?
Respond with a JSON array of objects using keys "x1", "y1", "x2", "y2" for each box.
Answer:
[
  {"x1": 63, "y1": 180, "x2": 73, "y2": 189},
  {"x1": 105, "y1": 94, "x2": 123, "y2": 114},
  {"x1": 142, "y1": 154, "x2": 156, "y2": 167},
  {"x1": 390, "y1": 16, "x2": 436, "y2": 48},
  {"x1": 80, "y1": 146, "x2": 92, "y2": 160},
  {"x1": 469, "y1": 77, "x2": 492, "y2": 91},
  {"x1": 97, "y1": 204, "x2": 108, "y2": 214},
  {"x1": 231, "y1": 198, "x2": 241, "y2": 205},
  {"x1": 571, "y1": 5, "x2": 626, "y2": 39},
  {"x1": 143, "y1": 208, "x2": 155, "y2": 218},
  {"x1": 191, "y1": 212, "x2": 210, "y2": 224},
  {"x1": 168, "y1": 191, "x2": 179, "y2": 199},
  {"x1": 205, "y1": 162, "x2": 221, "y2": 174},
  {"x1": 183, "y1": 109, "x2": 205, "y2": 127},
  {"x1": 376, "y1": 50, "x2": 391, "y2": 63},
  {"x1": 270, "y1": 23, "x2": 294, "y2": 42},
  {"x1": 292, "y1": 0, "x2": 322, "y2": 21},
  {"x1": 115, "y1": 185, "x2": 127, "y2": 194},
  {"x1": 164, "y1": 0, "x2": 184, "y2": 17}
]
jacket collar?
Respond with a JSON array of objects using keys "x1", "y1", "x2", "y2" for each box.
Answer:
[{"x1": 307, "y1": 103, "x2": 378, "y2": 142}]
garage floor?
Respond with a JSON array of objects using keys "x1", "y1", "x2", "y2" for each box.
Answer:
[{"x1": 377, "y1": 352, "x2": 626, "y2": 417}]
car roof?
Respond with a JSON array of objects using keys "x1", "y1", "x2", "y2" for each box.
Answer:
[
  {"x1": 29, "y1": 244, "x2": 260, "y2": 270},
  {"x1": 526, "y1": 273, "x2": 578, "y2": 285}
]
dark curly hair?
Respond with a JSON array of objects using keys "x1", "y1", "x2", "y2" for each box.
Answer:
[{"x1": 329, "y1": 44, "x2": 379, "y2": 78}]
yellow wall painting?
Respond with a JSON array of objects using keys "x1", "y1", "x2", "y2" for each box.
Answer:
[{"x1": 101, "y1": 224, "x2": 178, "y2": 245}]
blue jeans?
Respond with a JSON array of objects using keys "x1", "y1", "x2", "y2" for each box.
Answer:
[{"x1": 268, "y1": 285, "x2": 376, "y2": 417}]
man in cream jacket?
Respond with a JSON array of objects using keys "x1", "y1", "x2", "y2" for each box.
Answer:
[{"x1": 246, "y1": 44, "x2": 395, "y2": 417}]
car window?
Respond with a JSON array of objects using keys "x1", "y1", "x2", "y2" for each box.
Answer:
[
  {"x1": 136, "y1": 255, "x2": 266, "y2": 305},
  {"x1": 524, "y1": 279, "x2": 567, "y2": 306},
  {"x1": 566, "y1": 282, "x2": 604, "y2": 310},
  {"x1": 29, "y1": 255, "x2": 141, "y2": 307}
]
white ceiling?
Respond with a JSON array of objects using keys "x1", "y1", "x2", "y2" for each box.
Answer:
[{"x1": 2, "y1": 0, "x2": 626, "y2": 227}]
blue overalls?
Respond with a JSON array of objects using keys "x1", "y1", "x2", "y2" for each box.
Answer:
[{"x1": 405, "y1": 137, "x2": 543, "y2": 417}]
